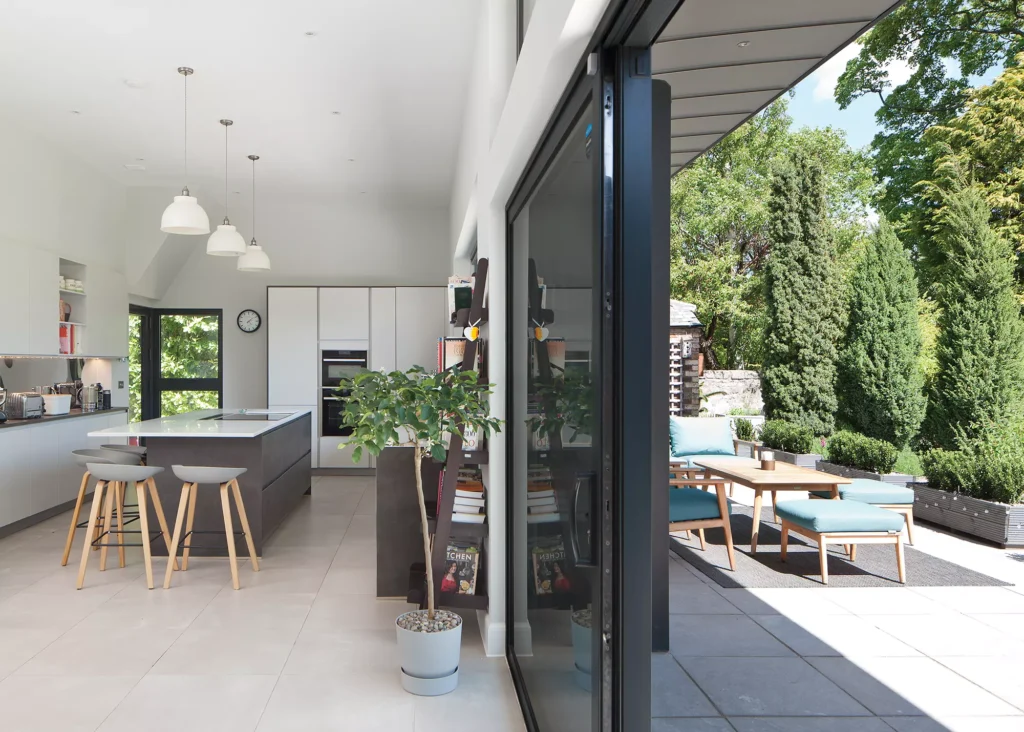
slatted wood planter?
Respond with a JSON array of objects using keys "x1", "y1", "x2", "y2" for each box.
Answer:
[
  {"x1": 816, "y1": 460, "x2": 914, "y2": 487},
  {"x1": 912, "y1": 483, "x2": 1024, "y2": 548}
]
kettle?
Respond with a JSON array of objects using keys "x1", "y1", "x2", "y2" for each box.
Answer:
[{"x1": 81, "y1": 384, "x2": 100, "y2": 412}]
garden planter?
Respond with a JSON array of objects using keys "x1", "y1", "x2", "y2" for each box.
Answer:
[
  {"x1": 816, "y1": 460, "x2": 914, "y2": 487},
  {"x1": 396, "y1": 610, "x2": 463, "y2": 695},
  {"x1": 771, "y1": 449, "x2": 822, "y2": 469},
  {"x1": 912, "y1": 483, "x2": 1024, "y2": 548},
  {"x1": 571, "y1": 608, "x2": 592, "y2": 691}
]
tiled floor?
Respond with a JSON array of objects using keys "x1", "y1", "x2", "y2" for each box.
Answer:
[
  {"x1": 658, "y1": 484, "x2": 1024, "y2": 732},
  {"x1": 0, "y1": 475, "x2": 524, "y2": 732}
]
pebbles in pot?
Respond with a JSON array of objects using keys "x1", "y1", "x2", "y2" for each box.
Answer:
[
  {"x1": 397, "y1": 609, "x2": 464, "y2": 633},
  {"x1": 571, "y1": 608, "x2": 592, "y2": 628}
]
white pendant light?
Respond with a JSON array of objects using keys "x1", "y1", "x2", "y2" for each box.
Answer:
[
  {"x1": 161, "y1": 67, "x2": 210, "y2": 235},
  {"x1": 237, "y1": 154, "x2": 271, "y2": 272},
  {"x1": 206, "y1": 119, "x2": 247, "y2": 256}
]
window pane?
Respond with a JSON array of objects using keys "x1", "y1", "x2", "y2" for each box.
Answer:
[
  {"x1": 160, "y1": 315, "x2": 219, "y2": 378},
  {"x1": 128, "y1": 313, "x2": 143, "y2": 422},
  {"x1": 160, "y1": 390, "x2": 219, "y2": 417}
]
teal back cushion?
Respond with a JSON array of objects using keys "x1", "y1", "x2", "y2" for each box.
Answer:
[{"x1": 669, "y1": 417, "x2": 734, "y2": 458}]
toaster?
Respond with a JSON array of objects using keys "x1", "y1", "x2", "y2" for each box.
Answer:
[{"x1": 5, "y1": 392, "x2": 44, "y2": 419}]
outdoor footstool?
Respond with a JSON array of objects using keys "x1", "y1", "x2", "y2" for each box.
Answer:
[
  {"x1": 810, "y1": 478, "x2": 916, "y2": 544},
  {"x1": 669, "y1": 485, "x2": 736, "y2": 571},
  {"x1": 776, "y1": 499, "x2": 906, "y2": 585}
]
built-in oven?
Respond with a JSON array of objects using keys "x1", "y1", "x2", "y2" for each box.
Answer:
[{"x1": 321, "y1": 349, "x2": 367, "y2": 437}]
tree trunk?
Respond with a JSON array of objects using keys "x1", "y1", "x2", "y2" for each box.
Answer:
[{"x1": 412, "y1": 444, "x2": 435, "y2": 619}]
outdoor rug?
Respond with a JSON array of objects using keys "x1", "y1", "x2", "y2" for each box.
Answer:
[{"x1": 672, "y1": 504, "x2": 1009, "y2": 589}]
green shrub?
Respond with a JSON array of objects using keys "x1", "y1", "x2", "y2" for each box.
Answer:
[
  {"x1": 922, "y1": 421, "x2": 1024, "y2": 504},
  {"x1": 734, "y1": 418, "x2": 756, "y2": 442},
  {"x1": 760, "y1": 420, "x2": 817, "y2": 454},
  {"x1": 826, "y1": 431, "x2": 899, "y2": 474}
]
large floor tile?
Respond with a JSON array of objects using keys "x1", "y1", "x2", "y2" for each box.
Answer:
[
  {"x1": 256, "y1": 672, "x2": 415, "y2": 731},
  {"x1": 669, "y1": 583, "x2": 743, "y2": 614},
  {"x1": 714, "y1": 588, "x2": 850, "y2": 617},
  {"x1": 150, "y1": 625, "x2": 302, "y2": 675},
  {"x1": 912, "y1": 586, "x2": 1024, "y2": 614},
  {"x1": 651, "y1": 653, "x2": 718, "y2": 718},
  {"x1": 751, "y1": 614, "x2": 920, "y2": 657},
  {"x1": 282, "y1": 627, "x2": 398, "y2": 675},
  {"x1": 0, "y1": 674, "x2": 139, "y2": 732},
  {"x1": 15, "y1": 621, "x2": 184, "y2": 676},
  {"x1": 653, "y1": 719, "x2": 735, "y2": 732},
  {"x1": 967, "y1": 613, "x2": 1024, "y2": 642},
  {"x1": 884, "y1": 716, "x2": 1024, "y2": 732},
  {"x1": 302, "y1": 594, "x2": 413, "y2": 633},
  {"x1": 819, "y1": 587, "x2": 948, "y2": 616},
  {"x1": 413, "y1": 667, "x2": 525, "y2": 732},
  {"x1": 97, "y1": 674, "x2": 278, "y2": 732},
  {"x1": 934, "y1": 657, "x2": 1024, "y2": 712},
  {"x1": 862, "y1": 613, "x2": 1024, "y2": 656},
  {"x1": 669, "y1": 614, "x2": 795, "y2": 658},
  {"x1": 728, "y1": 718, "x2": 894, "y2": 732},
  {"x1": 678, "y1": 656, "x2": 871, "y2": 717},
  {"x1": 808, "y1": 656, "x2": 1021, "y2": 717}
]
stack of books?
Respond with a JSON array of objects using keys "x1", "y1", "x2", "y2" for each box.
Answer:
[
  {"x1": 452, "y1": 467, "x2": 486, "y2": 524},
  {"x1": 527, "y1": 466, "x2": 559, "y2": 524}
]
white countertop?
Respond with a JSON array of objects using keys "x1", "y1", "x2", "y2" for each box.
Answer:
[{"x1": 87, "y1": 409, "x2": 312, "y2": 439}]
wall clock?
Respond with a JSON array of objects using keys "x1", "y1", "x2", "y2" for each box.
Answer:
[{"x1": 237, "y1": 309, "x2": 262, "y2": 333}]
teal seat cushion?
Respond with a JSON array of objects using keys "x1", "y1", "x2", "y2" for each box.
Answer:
[
  {"x1": 776, "y1": 499, "x2": 905, "y2": 534},
  {"x1": 810, "y1": 479, "x2": 913, "y2": 505},
  {"x1": 669, "y1": 487, "x2": 729, "y2": 523},
  {"x1": 669, "y1": 417, "x2": 734, "y2": 459}
]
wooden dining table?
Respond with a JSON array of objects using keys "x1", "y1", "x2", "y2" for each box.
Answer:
[{"x1": 692, "y1": 458, "x2": 852, "y2": 553}]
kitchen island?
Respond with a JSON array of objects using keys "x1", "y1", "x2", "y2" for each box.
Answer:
[{"x1": 88, "y1": 409, "x2": 312, "y2": 557}]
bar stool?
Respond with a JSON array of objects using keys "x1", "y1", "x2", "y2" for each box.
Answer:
[
  {"x1": 164, "y1": 466, "x2": 259, "y2": 590},
  {"x1": 61, "y1": 449, "x2": 141, "y2": 567},
  {"x1": 102, "y1": 444, "x2": 148, "y2": 464},
  {"x1": 76, "y1": 464, "x2": 177, "y2": 590}
]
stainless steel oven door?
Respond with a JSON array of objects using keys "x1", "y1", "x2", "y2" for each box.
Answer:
[
  {"x1": 321, "y1": 350, "x2": 367, "y2": 388},
  {"x1": 321, "y1": 392, "x2": 353, "y2": 437}
]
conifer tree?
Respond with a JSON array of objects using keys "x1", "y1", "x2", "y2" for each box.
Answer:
[
  {"x1": 762, "y1": 150, "x2": 844, "y2": 435},
  {"x1": 837, "y1": 219, "x2": 926, "y2": 447}
]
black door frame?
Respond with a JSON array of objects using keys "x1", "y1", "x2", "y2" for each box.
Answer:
[{"x1": 130, "y1": 305, "x2": 224, "y2": 420}]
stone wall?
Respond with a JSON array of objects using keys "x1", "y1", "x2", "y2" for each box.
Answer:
[{"x1": 700, "y1": 370, "x2": 763, "y2": 416}]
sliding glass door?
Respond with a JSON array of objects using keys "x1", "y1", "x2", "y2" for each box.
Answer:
[{"x1": 129, "y1": 306, "x2": 223, "y2": 420}]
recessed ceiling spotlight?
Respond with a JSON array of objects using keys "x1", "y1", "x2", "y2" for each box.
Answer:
[
  {"x1": 736, "y1": 40, "x2": 751, "y2": 48},
  {"x1": 305, "y1": 31, "x2": 317, "y2": 36},
  {"x1": 136, "y1": 157, "x2": 145, "y2": 161},
  {"x1": 347, "y1": 158, "x2": 355, "y2": 162},
  {"x1": 70, "y1": 110, "x2": 81, "y2": 115},
  {"x1": 332, "y1": 111, "x2": 341, "y2": 115},
  {"x1": 124, "y1": 163, "x2": 146, "y2": 171},
  {"x1": 122, "y1": 78, "x2": 146, "y2": 89}
]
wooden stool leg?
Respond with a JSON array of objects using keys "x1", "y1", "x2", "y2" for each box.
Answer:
[
  {"x1": 697, "y1": 529, "x2": 707, "y2": 551},
  {"x1": 230, "y1": 479, "x2": 259, "y2": 572},
  {"x1": 136, "y1": 480, "x2": 154, "y2": 589},
  {"x1": 146, "y1": 478, "x2": 179, "y2": 570},
  {"x1": 99, "y1": 481, "x2": 116, "y2": 571},
  {"x1": 751, "y1": 490, "x2": 764, "y2": 553},
  {"x1": 163, "y1": 484, "x2": 191, "y2": 589},
  {"x1": 818, "y1": 541, "x2": 829, "y2": 585},
  {"x1": 780, "y1": 521, "x2": 789, "y2": 562},
  {"x1": 62, "y1": 471, "x2": 91, "y2": 566},
  {"x1": 220, "y1": 483, "x2": 240, "y2": 590},
  {"x1": 114, "y1": 482, "x2": 127, "y2": 569},
  {"x1": 77, "y1": 481, "x2": 106, "y2": 589},
  {"x1": 904, "y1": 510, "x2": 915, "y2": 545},
  {"x1": 895, "y1": 539, "x2": 906, "y2": 583},
  {"x1": 182, "y1": 483, "x2": 198, "y2": 571}
]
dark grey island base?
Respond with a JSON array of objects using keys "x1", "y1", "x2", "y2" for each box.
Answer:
[{"x1": 143, "y1": 413, "x2": 312, "y2": 557}]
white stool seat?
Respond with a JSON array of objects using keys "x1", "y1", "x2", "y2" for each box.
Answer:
[
  {"x1": 171, "y1": 465, "x2": 247, "y2": 484},
  {"x1": 86, "y1": 464, "x2": 164, "y2": 483},
  {"x1": 71, "y1": 449, "x2": 141, "y2": 468},
  {"x1": 102, "y1": 444, "x2": 148, "y2": 456}
]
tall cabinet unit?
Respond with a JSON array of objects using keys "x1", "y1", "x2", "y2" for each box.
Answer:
[
  {"x1": 267, "y1": 287, "x2": 319, "y2": 465},
  {"x1": 396, "y1": 288, "x2": 447, "y2": 372}
]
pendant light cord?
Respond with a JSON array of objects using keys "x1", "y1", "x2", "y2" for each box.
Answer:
[
  {"x1": 224, "y1": 123, "x2": 229, "y2": 217},
  {"x1": 183, "y1": 71, "x2": 188, "y2": 187},
  {"x1": 251, "y1": 156, "x2": 256, "y2": 243}
]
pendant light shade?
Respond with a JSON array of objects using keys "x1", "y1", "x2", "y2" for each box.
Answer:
[
  {"x1": 207, "y1": 119, "x2": 247, "y2": 256},
  {"x1": 238, "y1": 154, "x2": 271, "y2": 272},
  {"x1": 161, "y1": 67, "x2": 209, "y2": 235}
]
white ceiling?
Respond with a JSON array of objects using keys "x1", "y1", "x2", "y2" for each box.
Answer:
[
  {"x1": 0, "y1": 0, "x2": 480, "y2": 201},
  {"x1": 654, "y1": 0, "x2": 903, "y2": 175}
]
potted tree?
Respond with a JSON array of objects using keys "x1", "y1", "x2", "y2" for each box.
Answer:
[{"x1": 338, "y1": 366, "x2": 501, "y2": 695}]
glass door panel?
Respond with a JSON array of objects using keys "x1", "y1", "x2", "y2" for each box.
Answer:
[{"x1": 508, "y1": 75, "x2": 603, "y2": 731}]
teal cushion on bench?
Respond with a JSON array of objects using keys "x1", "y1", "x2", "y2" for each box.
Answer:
[
  {"x1": 776, "y1": 499, "x2": 905, "y2": 534},
  {"x1": 669, "y1": 487, "x2": 729, "y2": 523},
  {"x1": 810, "y1": 478, "x2": 914, "y2": 505},
  {"x1": 670, "y1": 416, "x2": 734, "y2": 459}
]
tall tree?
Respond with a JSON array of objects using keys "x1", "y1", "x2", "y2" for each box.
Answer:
[
  {"x1": 837, "y1": 218, "x2": 926, "y2": 447},
  {"x1": 762, "y1": 150, "x2": 845, "y2": 435},
  {"x1": 923, "y1": 183, "x2": 1024, "y2": 448},
  {"x1": 670, "y1": 99, "x2": 875, "y2": 368},
  {"x1": 835, "y1": 0, "x2": 1024, "y2": 262}
]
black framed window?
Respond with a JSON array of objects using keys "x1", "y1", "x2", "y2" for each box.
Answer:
[{"x1": 129, "y1": 306, "x2": 223, "y2": 420}]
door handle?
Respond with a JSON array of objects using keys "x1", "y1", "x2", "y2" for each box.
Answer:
[{"x1": 569, "y1": 472, "x2": 597, "y2": 568}]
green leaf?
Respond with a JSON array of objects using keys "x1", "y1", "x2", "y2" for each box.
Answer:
[{"x1": 430, "y1": 443, "x2": 447, "y2": 462}]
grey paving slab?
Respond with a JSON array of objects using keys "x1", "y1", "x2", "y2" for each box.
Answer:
[
  {"x1": 651, "y1": 653, "x2": 718, "y2": 718},
  {"x1": 713, "y1": 588, "x2": 850, "y2": 617},
  {"x1": 912, "y1": 586, "x2": 1024, "y2": 614},
  {"x1": 728, "y1": 717, "x2": 895, "y2": 732},
  {"x1": 933, "y1": 657, "x2": 1024, "y2": 713},
  {"x1": 677, "y1": 657, "x2": 872, "y2": 717},
  {"x1": 669, "y1": 584, "x2": 744, "y2": 615},
  {"x1": 669, "y1": 615, "x2": 795, "y2": 658},
  {"x1": 884, "y1": 716, "x2": 1024, "y2": 732},
  {"x1": 653, "y1": 719, "x2": 736, "y2": 732},
  {"x1": 751, "y1": 614, "x2": 920, "y2": 658},
  {"x1": 862, "y1": 613, "x2": 1024, "y2": 657}
]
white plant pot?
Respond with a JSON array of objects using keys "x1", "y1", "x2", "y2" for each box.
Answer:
[{"x1": 396, "y1": 610, "x2": 463, "y2": 696}]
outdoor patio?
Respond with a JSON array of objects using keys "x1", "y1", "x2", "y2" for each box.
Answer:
[{"x1": 655, "y1": 484, "x2": 1024, "y2": 732}]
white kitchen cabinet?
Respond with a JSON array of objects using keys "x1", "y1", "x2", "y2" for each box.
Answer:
[
  {"x1": 318, "y1": 436, "x2": 361, "y2": 468},
  {"x1": 29, "y1": 250, "x2": 60, "y2": 355},
  {"x1": 0, "y1": 242, "x2": 34, "y2": 354},
  {"x1": 396, "y1": 288, "x2": 446, "y2": 372},
  {"x1": 318, "y1": 288, "x2": 369, "y2": 341},
  {"x1": 268, "y1": 288, "x2": 319, "y2": 407},
  {"x1": 370, "y1": 288, "x2": 397, "y2": 372},
  {"x1": 86, "y1": 267, "x2": 129, "y2": 357},
  {"x1": 270, "y1": 405, "x2": 317, "y2": 467}
]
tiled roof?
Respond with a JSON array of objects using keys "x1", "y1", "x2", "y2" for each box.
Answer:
[{"x1": 670, "y1": 300, "x2": 701, "y2": 328}]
